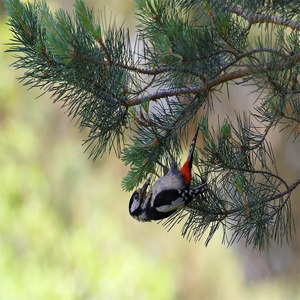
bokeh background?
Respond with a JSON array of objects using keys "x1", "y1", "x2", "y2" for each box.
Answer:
[{"x1": 0, "y1": 0, "x2": 299, "y2": 299}]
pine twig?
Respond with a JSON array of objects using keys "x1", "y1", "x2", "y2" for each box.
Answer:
[{"x1": 229, "y1": 6, "x2": 300, "y2": 30}]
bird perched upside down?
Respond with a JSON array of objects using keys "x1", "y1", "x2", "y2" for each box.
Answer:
[{"x1": 129, "y1": 127, "x2": 207, "y2": 222}]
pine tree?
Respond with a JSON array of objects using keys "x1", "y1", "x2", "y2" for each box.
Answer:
[{"x1": 5, "y1": 0, "x2": 300, "y2": 250}]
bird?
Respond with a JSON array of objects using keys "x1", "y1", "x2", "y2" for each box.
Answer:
[{"x1": 129, "y1": 126, "x2": 207, "y2": 221}]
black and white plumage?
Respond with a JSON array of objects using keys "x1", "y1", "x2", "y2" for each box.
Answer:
[{"x1": 129, "y1": 127, "x2": 207, "y2": 222}]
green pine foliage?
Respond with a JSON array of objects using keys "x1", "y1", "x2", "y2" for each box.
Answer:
[{"x1": 5, "y1": 0, "x2": 300, "y2": 250}]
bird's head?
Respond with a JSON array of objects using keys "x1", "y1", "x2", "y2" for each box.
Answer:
[{"x1": 129, "y1": 178, "x2": 151, "y2": 220}]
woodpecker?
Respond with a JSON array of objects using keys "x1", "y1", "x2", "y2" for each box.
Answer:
[{"x1": 129, "y1": 127, "x2": 207, "y2": 222}]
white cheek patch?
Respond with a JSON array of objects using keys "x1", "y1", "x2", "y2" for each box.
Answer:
[
  {"x1": 130, "y1": 199, "x2": 140, "y2": 213},
  {"x1": 156, "y1": 197, "x2": 184, "y2": 212}
]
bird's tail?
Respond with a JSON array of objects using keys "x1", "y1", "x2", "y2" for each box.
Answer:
[{"x1": 186, "y1": 125, "x2": 200, "y2": 169}]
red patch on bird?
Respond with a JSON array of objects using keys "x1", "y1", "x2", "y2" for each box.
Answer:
[{"x1": 180, "y1": 160, "x2": 192, "y2": 185}]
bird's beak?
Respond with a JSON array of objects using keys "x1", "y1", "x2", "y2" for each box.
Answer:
[{"x1": 138, "y1": 177, "x2": 151, "y2": 197}]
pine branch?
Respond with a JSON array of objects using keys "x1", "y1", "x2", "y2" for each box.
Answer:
[
  {"x1": 128, "y1": 51, "x2": 300, "y2": 105},
  {"x1": 5, "y1": 0, "x2": 300, "y2": 250},
  {"x1": 266, "y1": 177, "x2": 300, "y2": 201},
  {"x1": 229, "y1": 6, "x2": 300, "y2": 30},
  {"x1": 190, "y1": 174, "x2": 300, "y2": 216},
  {"x1": 71, "y1": 51, "x2": 171, "y2": 75},
  {"x1": 128, "y1": 69, "x2": 252, "y2": 105}
]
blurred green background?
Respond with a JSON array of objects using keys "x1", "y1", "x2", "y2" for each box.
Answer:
[{"x1": 0, "y1": 1, "x2": 299, "y2": 299}]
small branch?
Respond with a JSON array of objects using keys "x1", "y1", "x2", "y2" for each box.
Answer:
[
  {"x1": 248, "y1": 114, "x2": 277, "y2": 151},
  {"x1": 71, "y1": 51, "x2": 171, "y2": 75},
  {"x1": 213, "y1": 47, "x2": 288, "y2": 79},
  {"x1": 230, "y1": 6, "x2": 300, "y2": 30},
  {"x1": 267, "y1": 177, "x2": 300, "y2": 202},
  {"x1": 195, "y1": 177, "x2": 300, "y2": 217},
  {"x1": 214, "y1": 149, "x2": 290, "y2": 191},
  {"x1": 183, "y1": 49, "x2": 239, "y2": 62},
  {"x1": 128, "y1": 68, "x2": 252, "y2": 105},
  {"x1": 72, "y1": 51, "x2": 207, "y2": 80},
  {"x1": 97, "y1": 37, "x2": 112, "y2": 63},
  {"x1": 127, "y1": 74, "x2": 157, "y2": 96},
  {"x1": 136, "y1": 110, "x2": 175, "y2": 131},
  {"x1": 281, "y1": 112, "x2": 300, "y2": 123}
]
